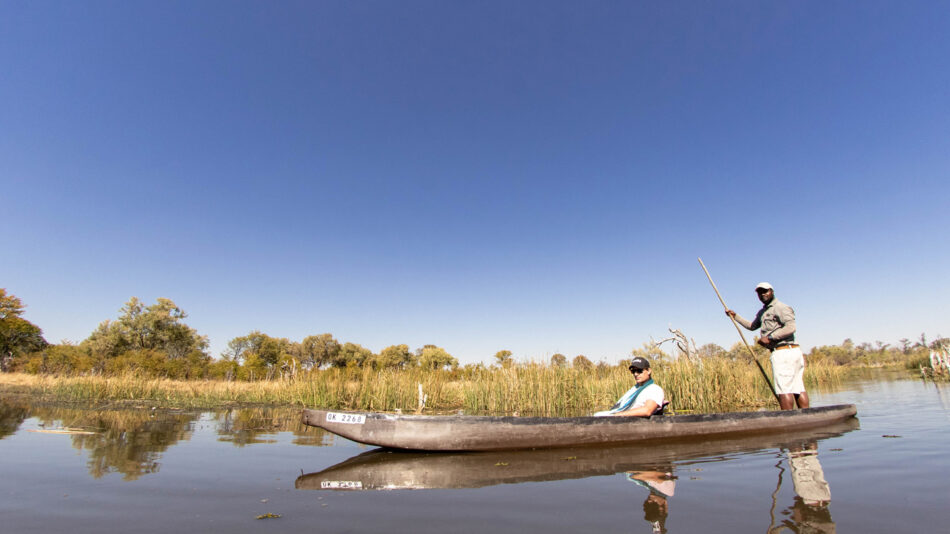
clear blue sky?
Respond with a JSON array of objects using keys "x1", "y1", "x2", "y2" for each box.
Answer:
[{"x1": 3, "y1": 1, "x2": 948, "y2": 364}]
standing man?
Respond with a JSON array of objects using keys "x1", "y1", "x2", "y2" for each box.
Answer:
[{"x1": 726, "y1": 282, "x2": 809, "y2": 410}]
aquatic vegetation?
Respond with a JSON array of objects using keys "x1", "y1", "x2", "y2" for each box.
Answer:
[{"x1": 0, "y1": 357, "x2": 846, "y2": 416}]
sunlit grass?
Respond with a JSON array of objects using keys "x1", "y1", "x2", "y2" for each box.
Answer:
[{"x1": 0, "y1": 357, "x2": 847, "y2": 416}]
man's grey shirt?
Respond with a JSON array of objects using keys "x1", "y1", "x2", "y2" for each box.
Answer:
[{"x1": 734, "y1": 299, "x2": 796, "y2": 349}]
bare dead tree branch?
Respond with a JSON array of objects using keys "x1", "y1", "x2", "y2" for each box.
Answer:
[{"x1": 653, "y1": 326, "x2": 699, "y2": 362}]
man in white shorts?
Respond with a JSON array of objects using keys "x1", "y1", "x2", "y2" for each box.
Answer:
[{"x1": 726, "y1": 282, "x2": 809, "y2": 410}]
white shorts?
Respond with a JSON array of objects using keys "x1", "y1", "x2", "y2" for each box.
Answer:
[{"x1": 771, "y1": 346, "x2": 805, "y2": 395}]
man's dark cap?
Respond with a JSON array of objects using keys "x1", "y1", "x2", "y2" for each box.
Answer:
[{"x1": 629, "y1": 357, "x2": 650, "y2": 371}]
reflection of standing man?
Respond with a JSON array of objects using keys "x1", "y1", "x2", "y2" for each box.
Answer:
[
  {"x1": 788, "y1": 444, "x2": 830, "y2": 507},
  {"x1": 628, "y1": 468, "x2": 675, "y2": 534},
  {"x1": 769, "y1": 443, "x2": 835, "y2": 534},
  {"x1": 726, "y1": 282, "x2": 809, "y2": 410},
  {"x1": 785, "y1": 498, "x2": 836, "y2": 534}
]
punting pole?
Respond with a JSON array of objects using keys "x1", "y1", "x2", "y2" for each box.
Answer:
[{"x1": 698, "y1": 257, "x2": 780, "y2": 404}]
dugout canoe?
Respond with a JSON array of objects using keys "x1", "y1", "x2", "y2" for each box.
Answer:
[
  {"x1": 300, "y1": 403, "x2": 857, "y2": 451},
  {"x1": 296, "y1": 417, "x2": 858, "y2": 491}
]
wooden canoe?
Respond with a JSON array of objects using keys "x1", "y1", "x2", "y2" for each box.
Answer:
[
  {"x1": 296, "y1": 417, "x2": 859, "y2": 490},
  {"x1": 300, "y1": 404, "x2": 857, "y2": 451}
]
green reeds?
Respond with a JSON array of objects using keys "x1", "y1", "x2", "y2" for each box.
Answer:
[{"x1": 0, "y1": 357, "x2": 847, "y2": 415}]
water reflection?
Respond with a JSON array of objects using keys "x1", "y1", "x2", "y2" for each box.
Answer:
[
  {"x1": 211, "y1": 407, "x2": 336, "y2": 447},
  {"x1": 216, "y1": 407, "x2": 296, "y2": 446},
  {"x1": 0, "y1": 401, "x2": 332, "y2": 480},
  {"x1": 26, "y1": 406, "x2": 202, "y2": 480},
  {"x1": 769, "y1": 442, "x2": 835, "y2": 534},
  {"x1": 298, "y1": 421, "x2": 856, "y2": 533},
  {"x1": 628, "y1": 466, "x2": 675, "y2": 534},
  {"x1": 0, "y1": 399, "x2": 29, "y2": 440},
  {"x1": 297, "y1": 420, "x2": 856, "y2": 490}
]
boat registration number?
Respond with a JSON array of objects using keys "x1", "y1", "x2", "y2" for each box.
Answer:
[
  {"x1": 321, "y1": 480, "x2": 363, "y2": 490},
  {"x1": 326, "y1": 412, "x2": 366, "y2": 424}
]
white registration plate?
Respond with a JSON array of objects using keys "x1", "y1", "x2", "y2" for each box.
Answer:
[{"x1": 325, "y1": 412, "x2": 366, "y2": 424}]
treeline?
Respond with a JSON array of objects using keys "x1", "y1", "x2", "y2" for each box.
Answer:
[
  {"x1": 680, "y1": 336, "x2": 945, "y2": 370},
  {"x1": 1, "y1": 290, "x2": 946, "y2": 380},
  {"x1": 3, "y1": 293, "x2": 463, "y2": 380},
  {"x1": 0, "y1": 289, "x2": 47, "y2": 371}
]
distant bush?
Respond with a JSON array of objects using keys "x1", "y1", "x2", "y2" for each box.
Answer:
[{"x1": 905, "y1": 352, "x2": 930, "y2": 371}]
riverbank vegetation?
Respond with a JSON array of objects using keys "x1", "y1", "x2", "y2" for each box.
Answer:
[
  {"x1": 1, "y1": 291, "x2": 946, "y2": 414},
  {"x1": 0, "y1": 357, "x2": 845, "y2": 416}
]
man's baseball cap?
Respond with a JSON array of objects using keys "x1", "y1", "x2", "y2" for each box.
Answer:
[
  {"x1": 629, "y1": 357, "x2": 651, "y2": 370},
  {"x1": 755, "y1": 282, "x2": 773, "y2": 291}
]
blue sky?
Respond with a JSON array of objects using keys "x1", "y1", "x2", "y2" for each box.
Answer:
[{"x1": 3, "y1": 1, "x2": 948, "y2": 364}]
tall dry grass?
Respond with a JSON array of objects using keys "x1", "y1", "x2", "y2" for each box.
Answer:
[{"x1": 0, "y1": 357, "x2": 847, "y2": 415}]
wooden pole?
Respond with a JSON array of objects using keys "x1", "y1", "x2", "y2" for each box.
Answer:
[{"x1": 698, "y1": 257, "x2": 780, "y2": 404}]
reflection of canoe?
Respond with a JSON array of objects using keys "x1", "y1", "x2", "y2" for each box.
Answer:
[
  {"x1": 300, "y1": 404, "x2": 857, "y2": 451},
  {"x1": 296, "y1": 418, "x2": 859, "y2": 491}
]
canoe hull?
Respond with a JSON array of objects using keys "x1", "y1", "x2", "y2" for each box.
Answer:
[
  {"x1": 300, "y1": 404, "x2": 858, "y2": 451},
  {"x1": 297, "y1": 417, "x2": 860, "y2": 490}
]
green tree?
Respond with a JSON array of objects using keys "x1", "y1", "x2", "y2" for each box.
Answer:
[
  {"x1": 222, "y1": 333, "x2": 257, "y2": 362},
  {"x1": 298, "y1": 334, "x2": 341, "y2": 369},
  {"x1": 494, "y1": 350, "x2": 513, "y2": 367},
  {"x1": 631, "y1": 342, "x2": 670, "y2": 363},
  {"x1": 809, "y1": 341, "x2": 858, "y2": 366},
  {"x1": 572, "y1": 354, "x2": 593, "y2": 370},
  {"x1": 372, "y1": 344, "x2": 414, "y2": 369},
  {"x1": 208, "y1": 358, "x2": 241, "y2": 380},
  {"x1": 696, "y1": 343, "x2": 726, "y2": 359},
  {"x1": 550, "y1": 353, "x2": 567, "y2": 368},
  {"x1": 417, "y1": 345, "x2": 458, "y2": 370},
  {"x1": 19, "y1": 343, "x2": 92, "y2": 374},
  {"x1": 335, "y1": 342, "x2": 374, "y2": 368},
  {"x1": 256, "y1": 336, "x2": 290, "y2": 369},
  {"x1": 223, "y1": 331, "x2": 292, "y2": 371},
  {"x1": 0, "y1": 289, "x2": 48, "y2": 371},
  {"x1": 83, "y1": 297, "x2": 208, "y2": 361},
  {"x1": 724, "y1": 341, "x2": 767, "y2": 361}
]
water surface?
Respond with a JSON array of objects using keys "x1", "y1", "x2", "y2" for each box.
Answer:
[{"x1": 1, "y1": 376, "x2": 948, "y2": 533}]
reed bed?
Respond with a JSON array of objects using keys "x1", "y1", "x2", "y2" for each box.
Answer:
[{"x1": 0, "y1": 357, "x2": 847, "y2": 415}]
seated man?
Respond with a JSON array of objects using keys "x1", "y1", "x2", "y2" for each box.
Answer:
[{"x1": 594, "y1": 357, "x2": 665, "y2": 417}]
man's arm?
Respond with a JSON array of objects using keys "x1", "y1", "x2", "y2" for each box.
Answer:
[
  {"x1": 726, "y1": 309, "x2": 760, "y2": 331},
  {"x1": 609, "y1": 400, "x2": 659, "y2": 417}
]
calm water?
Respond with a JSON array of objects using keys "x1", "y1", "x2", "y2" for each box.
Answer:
[{"x1": 1, "y1": 376, "x2": 948, "y2": 533}]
